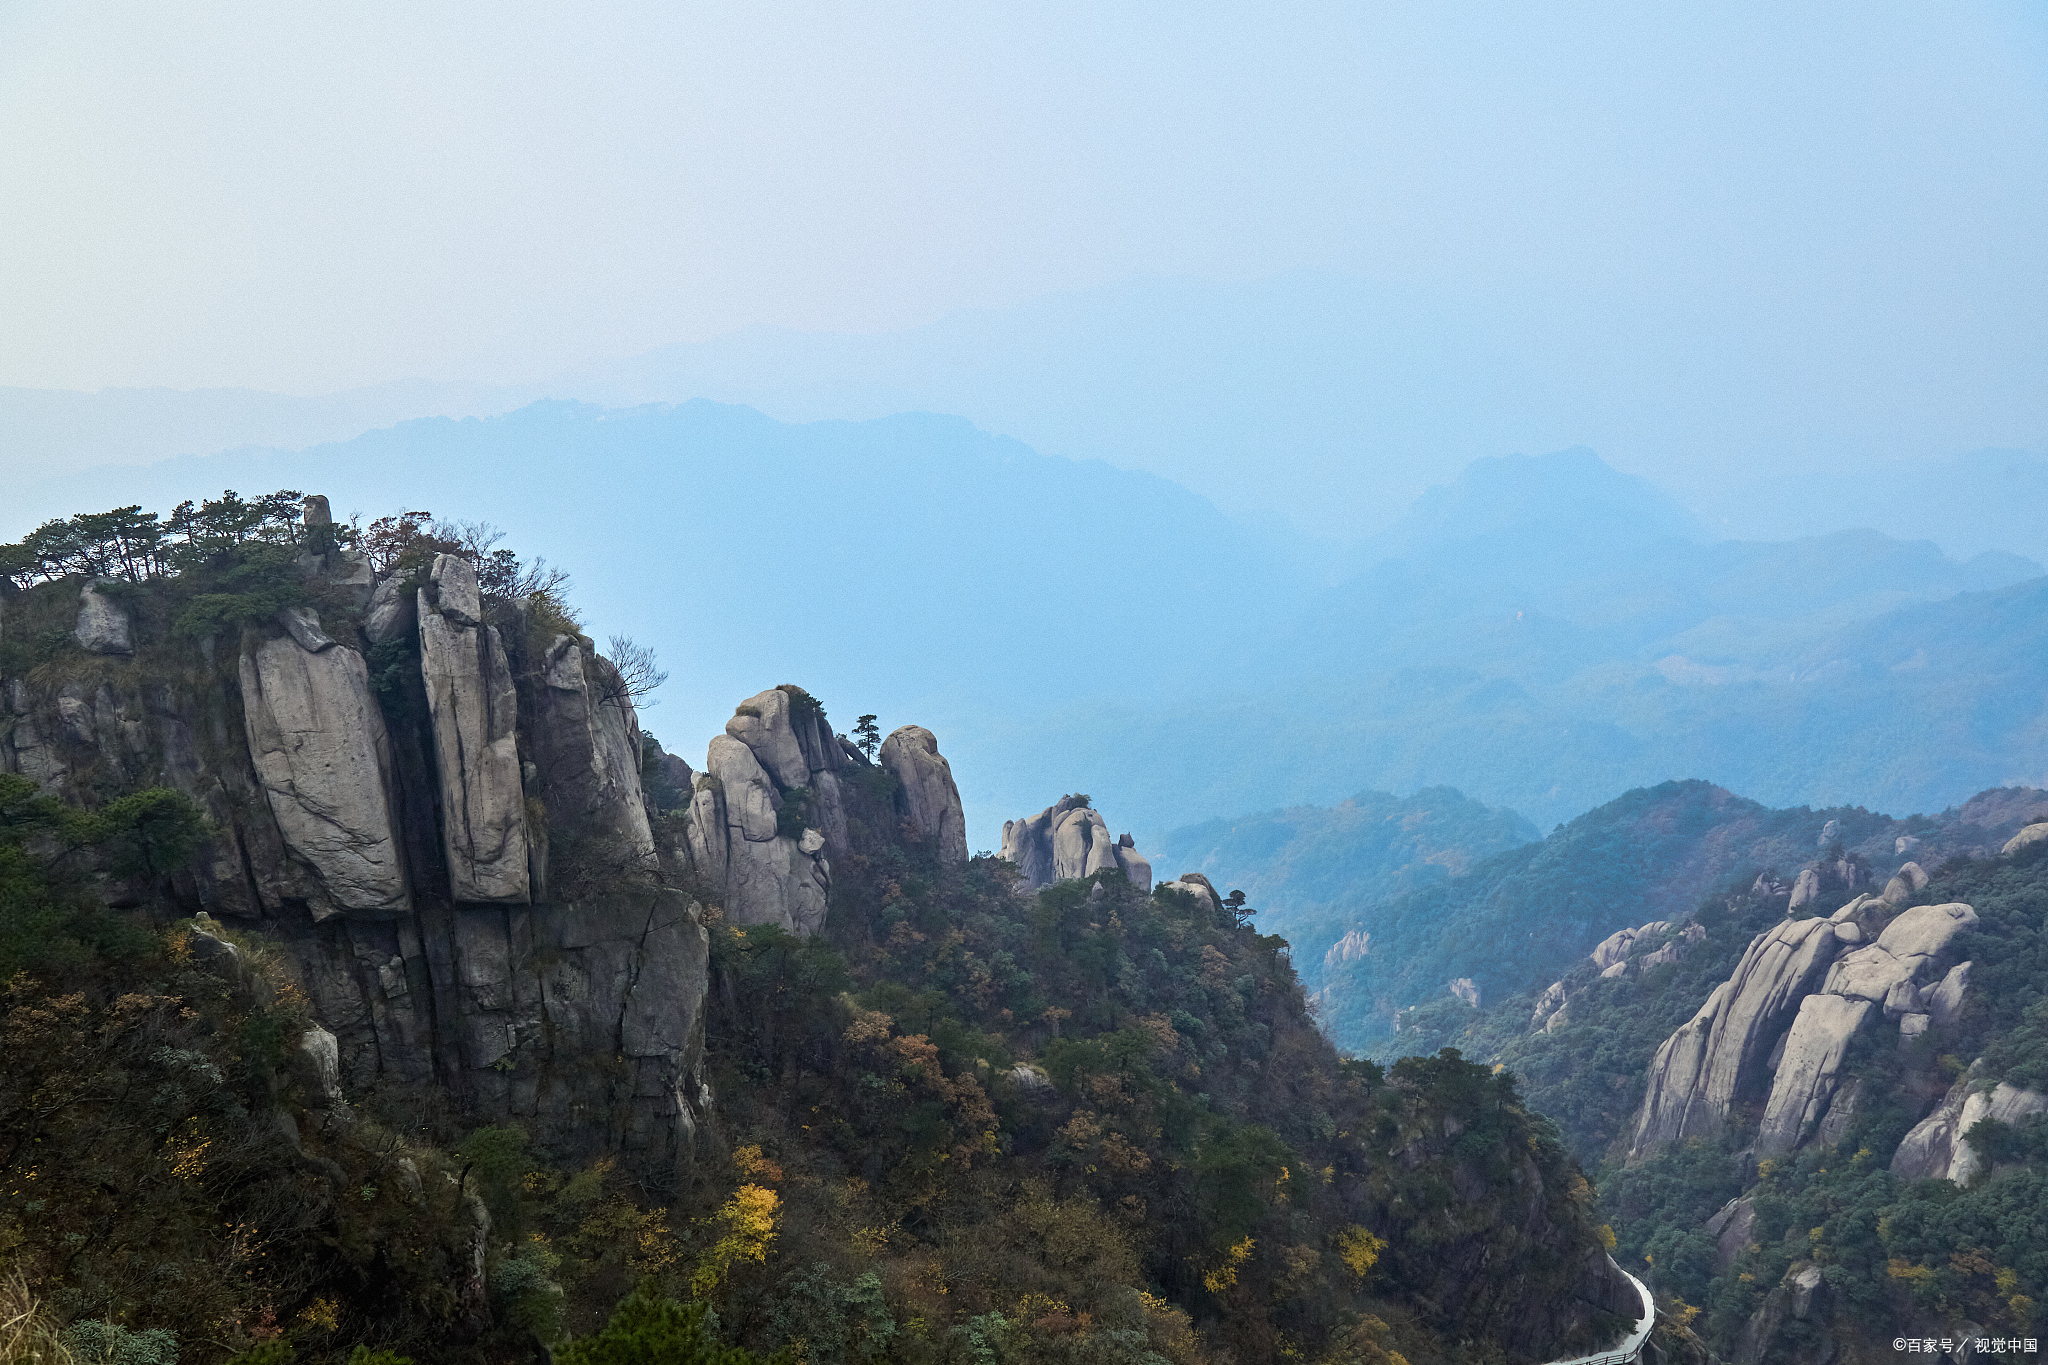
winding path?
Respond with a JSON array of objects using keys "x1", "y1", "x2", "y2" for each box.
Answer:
[{"x1": 1538, "y1": 1260, "x2": 1656, "y2": 1365}]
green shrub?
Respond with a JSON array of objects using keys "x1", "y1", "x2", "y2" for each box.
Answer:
[
  {"x1": 57, "y1": 1321, "x2": 178, "y2": 1365},
  {"x1": 556, "y1": 1285, "x2": 788, "y2": 1364}
]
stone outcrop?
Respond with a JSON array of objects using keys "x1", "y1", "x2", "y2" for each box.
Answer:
[
  {"x1": 1703, "y1": 1196, "x2": 1757, "y2": 1270},
  {"x1": 1755, "y1": 994, "x2": 1873, "y2": 1154},
  {"x1": 1157, "y1": 873, "x2": 1218, "y2": 910},
  {"x1": 527, "y1": 634, "x2": 656, "y2": 891},
  {"x1": 74, "y1": 578, "x2": 133, "y2": 654},
  {"x1": 1629, "y1": 916, "x2": 1845, "y2": 1157},
  {"x1": 1892, "y1": 1075, "x2": 2048, "y2": 1184},
  {"x1": 999, "y1": 794, "x2": 1152, "y2": 892},
  {"x1": 690, "y1": 733, "x2": 829, "y2": 935},
  {"x1": 1591, "y1": 921, "x2": 1669, "y2": 971},
  {"x1": 676, "y1": 687, "x2": 887, "y2": 935},
  {"x1": 1635, "y1": 879, "x2": 1982, "y2": 1161},
  {"x1": 1925, "y1": 961, "x2": 1971, "y2": 1029},
  {"x1": 1449, "y1": 977, "x2": 1481, "y2": 1008},
  {"x1": 418, "y1": 554, "x2": 530, "y2": 903},
  {"x1": 880, "y1": 724, "x2": 969, "y2": 865},
  {"x1": 363, "y1": 575, "x2": 415, "y2": 645},
  {"x1": 239, "y1": 629, "x2": 410, "y2": 919},
  {"x1": 1787, "y1": 850, "x2": 1868, "y2": 910},
  {"x1": 2001, "y1": 821, "x2": 2048, "y2": 857},
  {"x1": 1325, "y1": 928, "x2": 1371, "y2": 968},
  {"x1": 0, "y1": 503, "x2": 722, "y2": 1176}
]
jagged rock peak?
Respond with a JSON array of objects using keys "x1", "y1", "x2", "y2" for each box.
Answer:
[
  {"x1": 999, "y1": 793, "x2": 1150, "y2": 891},
  {"x1": 683, "y1": 685, "x2": 874, "y2": 935},
  {"x1": 879, "y1": 724, "x2": 969, "y2": 865}
]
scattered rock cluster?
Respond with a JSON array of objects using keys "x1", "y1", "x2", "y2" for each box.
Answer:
[
  {"x1": 1528, "y1": 918, "x2": 1706, "y2": 1033},
  {"x1": 998, "y1": 794, "x2": 1153, "y2": 892}
]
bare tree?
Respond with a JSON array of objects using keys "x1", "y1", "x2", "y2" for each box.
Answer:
[{"x1": 601, "y1": 635, "x2": 668, "y2": 708}]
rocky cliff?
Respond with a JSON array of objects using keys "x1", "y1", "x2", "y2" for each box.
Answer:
[{"x1": 0, "y1": 500, "x2": 969, "y2": 1183}]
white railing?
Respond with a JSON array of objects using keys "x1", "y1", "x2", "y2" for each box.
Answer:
[{"x1": 1538, "y1": 1260, "x2": 1657, "y2": 1365}]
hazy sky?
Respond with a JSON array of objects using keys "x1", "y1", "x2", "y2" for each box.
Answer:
[{"x1": 3, "y1": 1, "x2": 2044, "y2": 421}]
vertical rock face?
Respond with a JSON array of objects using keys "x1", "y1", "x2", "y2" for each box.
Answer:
[
  {"x1": 239, "y1": 631, "x2": 411, "y2": 919},
  {"x1": 1755, "y1": 995, "x2": 1873, "y2": 1154},
  {"x1": 999, "y1": 794, "x2": 1152, "y2": 891},
  {"x1": 880, "y1": 724, "x2": 969, "y2": 865},
  {"x1": 418, "y1": 554, "x2": 530, "y2": 903},
  {"x1": 529, "y1": 635, "x2": 657, "y2": 882},
  {"x1": 73, "y1": 579, "x2": 134, "y2": 655},
  {"x1": 2, "y1": 516, "x2": 719, "y2": 1175}
]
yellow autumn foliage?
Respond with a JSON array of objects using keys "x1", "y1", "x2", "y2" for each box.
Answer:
[
  {"x1": 1337, "y1": 1225, "x2": 1386, "y2": 1279},
  {"x1": 690, "y1": 1183, "x2": 780, "y2": 1298}
]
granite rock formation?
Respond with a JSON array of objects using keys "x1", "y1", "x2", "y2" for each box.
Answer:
[
  {"x1": 0, "y1": 498, "x2": 715, "y2": 1176},
  {"x1": 999, "y1": 794, "x2": 1153, "y2": 891},
  {"x1": 418, "y1": 553, "x2": 531, "y2": 903},
  {"x1": 880, "y1": 723, "x2": 969, "y2": 865}
]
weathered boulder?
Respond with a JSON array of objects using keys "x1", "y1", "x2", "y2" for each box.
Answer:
[
  {"x1": 1880, "y1": 860, "x2": 1930, "y2": 908},
  {"x1": 727, "y1": 687, "x2": 810, "y2": 790},
  {"x1": 1926, "y1": 961, "x2": 1972, "y2": 1028},
  {"x1": 1947, "y1": 1083, "x2": 2048, "y2": 1186},
  {"x1": 298, "y1": 1024, "x2": 346, "y2": 1109},
  {"x1": 1591, "y1": 921, "x2": 1668, "y2": 971},
  {"x1": 999, "y1": 794, "x2": 1152, "y2": 891},
  {"x1": 2001, "y1": 822, "x2": 2048, "y2": 857},
  {"x1": 880, "y1": 724, "x2": 969, "y2": 865},
  {"x1": 1893, "y1": 1077, "x2": 2048, "y2": 1184},
  {"x1": 277, "y1": 605, "x2": 336, "y2": 653},
  {"x1": 1157, "y1": 873, "x2": 1219, "y2": 911},
  {"x1": 418, "y1": 554, "x2": 530, "y2": 903},
  {"x1": 1703, "y1": 1196, "x2": 1757, "y2": 1270},
  {"x1": 1892, "y1": 1075, "x2": 1974, "y2": 1181},
  {"x1": 1823, "y1": 943, "x2": 1917, "y2": 1005},
  {"x1": 1756, "y1": 994, "x2": 1873, "y2": 1154},
  {"x1": 239, "y1": 633, "x2": 410, "y2": 919},
  {"x1": 1531, "y1": 978, "x2": 1567, "y2": 1030},
  {"x1": 363, "y1": 575, "x2": 416, "y2": 645},
  {"x1": 1788, "y1": 852, "x2": 1868, "y2": 911},
  {"x1": 1875, "y1": 901, "x2": 1978, "y2": 969},
  {"x1": 74, "y1": 578, "x2": 133, "y2": 654},
  {"x1": 1629, "y1": 916, "x2": 1844, "y2": 1158},
  {"x1": 699, "y1": 734, "x2": 828, "y2": 934}
]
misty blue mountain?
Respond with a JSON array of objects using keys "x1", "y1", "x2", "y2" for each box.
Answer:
[{"x1": 14, "y1": 399, "x2": 2046, "y2": 847}]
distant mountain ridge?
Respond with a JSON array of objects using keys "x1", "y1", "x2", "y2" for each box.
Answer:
[{"x1": 8, "y1": 400, "x2": 2045, "y2": 844}]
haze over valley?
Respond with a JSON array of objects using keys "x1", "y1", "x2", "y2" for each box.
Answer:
[{"x1": 4, "y1": 4, "x2": 2046, "y2": 1363}]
